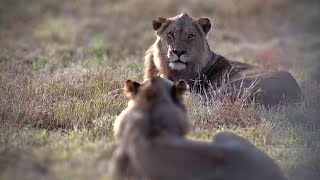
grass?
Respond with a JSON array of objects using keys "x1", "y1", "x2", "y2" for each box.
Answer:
[{"x1": 0, "y1": 0, "x2": 319, "y2": 179}]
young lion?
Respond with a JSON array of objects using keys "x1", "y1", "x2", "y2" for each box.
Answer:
[
  {"x1": 144, "y1": 13, "x2": 303, "y2": 107},
  {"x1": 113, "y1": 77, "x2": 190, "y2": 142},
  {"x1": 110, "y1": 77, "x2": 286, "y2": 180},
  {"x1": 110, "y1": 77, "x2": 190, "y2": 179}
]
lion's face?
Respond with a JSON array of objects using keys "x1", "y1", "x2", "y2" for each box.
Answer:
[{"x1": 152, "y1": 13, "x2": 211, "y2": 71}]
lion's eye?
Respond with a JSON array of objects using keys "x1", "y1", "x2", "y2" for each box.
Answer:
[
  {"x1": 188, "y1": 34, "x2": 195, "y2": 40},
  {"x1": 167, "y1": 32, "x2": 174, "y2": 38}
]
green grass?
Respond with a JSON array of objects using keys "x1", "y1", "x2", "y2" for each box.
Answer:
[{"x1": 0, "y1": 0, "x2": 319, "y2": 179}]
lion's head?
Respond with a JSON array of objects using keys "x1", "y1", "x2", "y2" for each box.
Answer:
[
  {"x1": 151, "y1": 13, "x2": 212, "y2": 73},
  {"x1": 113, "y1": 77, "x2": 190, "y2": 142}
]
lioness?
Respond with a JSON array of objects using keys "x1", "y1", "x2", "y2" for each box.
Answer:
[
  {"x1": 144, "y1": 13, "x2": 303, "y2": 107},
  {"x1": 110, "y1": 77, "x2": 286, "y2": 180},
  {"x1": 113, "y1": 77, "x2": 190, "y2": 142},
  {"x1": 110, "y1": 77, "x2": 190, "y2": 179}
]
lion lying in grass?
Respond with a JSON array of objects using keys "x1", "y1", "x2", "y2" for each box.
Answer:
[
  {"x1": 144, "y1": 13, "x2": 303, "y2": 107},
  {"x1": 109, "y1": 77, "x2": 286, "y2": 180}
]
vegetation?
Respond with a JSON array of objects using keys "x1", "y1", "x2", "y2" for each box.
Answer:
[{"x1": 0, "y1": 0, "x2": 319, "y2": 179}]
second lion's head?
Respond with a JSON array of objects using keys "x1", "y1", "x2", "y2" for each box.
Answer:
[{"x1": 151, "y1": 13, "x2": 212, "y2": 72}]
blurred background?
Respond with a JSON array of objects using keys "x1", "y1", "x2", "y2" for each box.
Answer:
[
  {"x1": 1, "y1": 0, "x2": 319, "y2": 77},
  {"x1": 0, "y1": 0, "x2": 319, "y2": 179}
]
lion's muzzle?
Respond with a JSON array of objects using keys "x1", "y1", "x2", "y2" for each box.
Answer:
[
  {"x1": 169, "y1": 60, "x2": 187, "y2": 71},
  {"x1": 168, "y1": 49, "x2": 188, "y2": 70}
]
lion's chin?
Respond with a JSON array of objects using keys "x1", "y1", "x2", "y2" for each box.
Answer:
[{"x1": 169, "y1": 61, "x2": 187, "y2": 71}]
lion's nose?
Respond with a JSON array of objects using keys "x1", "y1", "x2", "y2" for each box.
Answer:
[{"x1": 172, "y1": 49, "x2": 186, "y2": 57}]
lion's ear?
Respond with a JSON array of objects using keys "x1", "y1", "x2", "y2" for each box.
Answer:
[
  {"x1": 152, "y1": 17, "x2": 167, "y2": 31},
  {"x1": 124, "y1": 80, "x2": 140, "y2": 98},
  {"x1": 175, "y1": 80, "x2": 190, "y2": 95},
  {"x1": 197, "y1": 17, "x2": 211, "y2": 34}
]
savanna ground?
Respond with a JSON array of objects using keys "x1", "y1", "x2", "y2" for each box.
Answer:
[{"x1": 0, "y1": 0, "x2": 319, "y2": 179}]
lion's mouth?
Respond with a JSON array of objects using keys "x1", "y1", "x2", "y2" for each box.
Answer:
[
  {"x1": 171, "y1": 59, "x2": 187, "y2": 65},
  {"x1": 169, "y1": 60, "x2": 188, "y2": 70}
]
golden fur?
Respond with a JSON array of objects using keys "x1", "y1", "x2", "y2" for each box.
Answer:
[
  {"x1": 110, "y1": 77, "x2": 190, "y2": 179},
  {"x1": 144, "y1": 13, "x2": 303, "y2": 107},
  {"x1": 110, "y1": 77, "x2": 286, "y2": 180},
  {"x1": 113, "y1": 77, "x2": 190, "y2": 142}
]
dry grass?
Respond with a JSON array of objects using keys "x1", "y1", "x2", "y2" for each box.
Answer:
[{"x1": 0, "y1": 0, "x2": 319, "y2": 179}]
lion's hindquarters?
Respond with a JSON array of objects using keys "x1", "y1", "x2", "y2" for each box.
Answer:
[
  {"x1": 212, "y1": 132, "x2": 286, "y2": 180},
  {"x1": 128, "y1": 133, "x2": 286, "y2": 180},
  {"x1": 229, "y1": 70, "x2": 303, "y2": 107},
  {"x1": 254, "y1": 71, "x2": 303, "y2": 107}
]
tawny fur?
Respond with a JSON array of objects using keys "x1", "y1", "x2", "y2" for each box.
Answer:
[
  {"x1": 113, "y1": 77, "x2": 190, "y2": 143},
  {"x1": 110, "y1": 77, "x2": 286, "y2": 180},
  {"x1": 144, "y1": 13, "x2": 303, "y2": 107},
  {"x1": 110, "y1": 77, "x2": 190, "y2": 179}
]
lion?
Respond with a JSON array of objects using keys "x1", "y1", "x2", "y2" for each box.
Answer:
[
  {"x1": 144, "y1": 13, "x2": 303, "y2": 107},
  {"x1": 113, "y1": 77, "x2": 190, "y2": 142},
  {"x1": 109, "y1": 77, "x2": 286, "y2": 180},
  {"x1": 110, "y1": 77, "x2": 190, "y2": 179}
]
